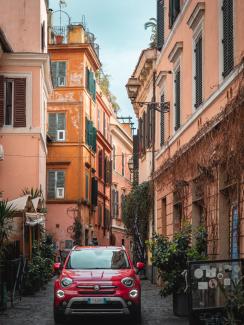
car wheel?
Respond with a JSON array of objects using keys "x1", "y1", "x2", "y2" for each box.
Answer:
[
  {"x1": 53, "y1": 307, "x2": 65, "y2": 324},
  {"x1": 130, "y1": 304, "x2": 142, "y2": 324}
]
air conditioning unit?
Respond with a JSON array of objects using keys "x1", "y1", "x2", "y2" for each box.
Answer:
[
  {"x1": 57, "y1": 76, "x2": 65, "y2": 86},
  {"x1": 57, "y1": 130, "x2": 65, "y2": 141},
  {"x1": 56, "y1": 187, "x2": 64, "y2": 199}
]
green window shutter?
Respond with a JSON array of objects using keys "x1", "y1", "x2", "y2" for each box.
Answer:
[
  {"x1": 160, "y1": 94, "x2": 165, "y2": 145},
  {"x1": 111, "y1": 189, "x2": 115, "y2": 218},
  {"x1": 58, "y1": 62, "x2": 66, "y2": 86},
  {"x1": 48, "y1": 113, "x2": 57, "y2": 140},
  {"x1": 93, "y1": 78, "x2": 96, "y2": 101},
  {"x1": 222, "y1": 0, "x2": 234, "y2": 77},
  {"x1": 51, "y1": 62, "x2": 57, "y2": 88},
  {"x1": 91, "y1": 177, "x2": 98, "y2": 206},
  {"x1": 57, "y1": 171, "x2": 65, "y2": 188},
  {"x1": 174, "y1": 69, "x2": 181, "y2": 131},
  {"x1": 92, "y1": 126, "x2": 97, "y2": 152},
  {"x1": 88, "y1": 120, "x2": 93, "y2": 147},
  {"x1": 86, "y1": 67, "x2": 89, "y2": 90},
  {"x1": 85, "y1": 117, "x2": 89, "y2": 145},
  {"x1": 195, "y1": 36, "x2": 203, "y2": 108},
  {"x1": 47, "y1": 170, "x2": 56, "y2": 199},
  {"x1": 98, "y1": 150, "x2": 103, "y2": 178},
  {"x1": 157, "y1": 0, "x2": 164, "y2": 50},
  {"x1": 57, "y1": 113, "x2": 65, "y2": 130},
  {"x1": 85, "y1": 174, "x2": 89, "y2": 200}
]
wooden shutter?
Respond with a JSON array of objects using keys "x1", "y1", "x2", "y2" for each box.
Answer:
[
  {"x1": 111, "y1": 189, "x2": 115, "y2": 218},
  {"x1": 47, "y1": 170, "x2": 56, "y2": 199},
  {"x1": 51, "y1": 62, "x2": 57, "y2": 88},
  {"x1": 85, "y1": 174, "x2": 89, "y2": 200},
  {"x1": 92, "y1": 126, "x2": 97, "y2": 152},
  {"x1": 57, "y1": 171, "x2": 65, "y2": 188},
  {"x1": 48, "y1": 113, "x2": 57, "y2": 140},
  {"x1": 13, "y1": 78, "x2": 26, "y2": 127},
  {"x1": 115, "y1": 191, "x2": 119, "y2": 218},
  {"x1": 222, "y1": 0, "x2": 234, "y2": 77},
  {"x1": 174, "y1": 69, "x2": 181, "y2": 131},
  {"x1": 160, "y1": 94, "x2": 165, "y2": 145},
  {"x1": 57, "y1": 113, "x2": 65, "y2": 130},
  {"x1": 138, "y1": 119, "x2": 142, "y2": 156},
  {"x1": 0, "y1": 76, "x2": 4, "y2": 127},
  {"x1": 98, "y1": 150, "x2": 103, "y2": 178},
  {"x1": 195, "y1": 36, "x2": 203, "y2": 108},
  {"x1": 157, "y1": 0, "x2": 164, "y2": 50},
  {"x1": 169, "y1": 0, "x2": 180, "y2": 28},
  {"x1": 85, "y1": 117, "x2": 89, "y2": 144},
  {"x1": 58, "y1": 62, "x2": 66, "y2": 86},
  {"x1": 91, "y1": 177, "x2": 98, "y2": 206},
  {"x1": 86, "y1": 67, "x2": 89, "y2": 90},
  {"x1": 41, "y1": 21, "x2": 45, "y2": 51},
  {"x1": 142, "y1": 111, "x2": 146, "y2": 152}
]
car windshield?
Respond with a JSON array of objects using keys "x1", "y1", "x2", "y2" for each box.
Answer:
[{"x1": 66, "y1": 249, "x2": 130, "y2": 270}]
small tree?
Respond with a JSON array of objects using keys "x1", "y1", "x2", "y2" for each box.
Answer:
[
  {"x1": 0, "y1": 201, "x2": 16, "y2": 258},
  {"x1": 144, "y1": 18, "x2": 157, "y2": 48}
]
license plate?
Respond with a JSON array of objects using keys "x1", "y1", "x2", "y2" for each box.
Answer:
[{"x1": 88, "y1": 298, "x2": 105, "y2": 304}]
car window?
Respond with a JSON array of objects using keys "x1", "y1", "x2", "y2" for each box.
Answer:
[{"x1": 66, "y1": 249, "x2": 130, "y2": 270}]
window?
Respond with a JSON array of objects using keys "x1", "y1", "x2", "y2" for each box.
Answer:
[
  {"x1": 169, "y1": 0, "x2": 180, "y2": 28},
  {"x1": 98, "y1": 150, "x2": 103, "y2": 178},
  {"x1": 47, "y1": 170, "x2": 65, "y2": 199},
  {"x1": 51, "y1": 61, "x2": 66, "y2": 87},
  {"x1": 122, "y1": 153, "x2": 125, "y2": 176},
  {"x1": 112, "y1": 145, "x2": 116, "y2": 170},
  {"x1": 86, "y1": 67, "x2": 96, "y2": 101},
  {"x1": 222, "y1": 0, "x2": 234, "y2": 78},
  {"x1": 160, "y1": 94, "x2": 165, "y2": 145},
  {"x1": 91, "y1": 177, "x2": 98, "y2": 207},
  {"x1": 121, "y1": 192, "x2": 126, "y2": 220},
  {"x1": 103, "y1": 112, "x2": 107, "y2": 138},
  {"x1": 41, "y1": 21, "x2": 45, "y2": 51},
  {"x1": 85, "y1": 173, "x2": 89, "y2": 201},
  {"x1": 161, "y1": 197, "x2": 167, "y2": 235},
  {"x1": 0, "y1": 76, "x2": 26, "y2": 128},
  {"x1": 194, "y1": 35, "x2": 203, "y2": 108},
  {"x1": 97, "y1": 109, "x2": 100, "y2": 130},
  {"x1": 112, "y1": 189, "x2": 119, "y2": 219},
  {"x1": 85, "y1": 117, "x2": 97, "y2": 152},
  {"x1": 48, "y1": 112, "x2": 66, "y2": 141},
  {"x1": 174, "y1": 68, "x2": 181, "y2": 131},
  {"x1": 157, "y1": 0, "x2": 165, "y2": 50}
]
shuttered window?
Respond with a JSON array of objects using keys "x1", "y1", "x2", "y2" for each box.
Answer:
[
  {"x1": 194, "y1": 36, "x2": 203, "y2": 108},
  {"x1": 86, "y1": 67, "x2": 96, "y2": 101},
  {"x1": 48, "y1": 112, "x2": 66, "y2": 141},
  {"x1": 91, "y1": 177, "x2": 98, "y2": 207},
  {"x1": 104, "y1": 157, "x2": 112, "y2": 185},
  {"x1": 122, "y1": 153, "x2": 125, "y2": 176},
  {"x1": 169, "y1": 0, "x2": 180, "y2": 29},
  {"x1": 85, "y1": 173, "x2": 89, "y2": 201},
  {"x1": 138, "y1": 118, "x2": 143, "y2": 156},
  {"x1": 174, "y1": 69, "x2": 181, "y2": 131},
  {"x1": 98, "y1": 150, "x2": 103, "y2": 178},
  {"x1": 47, "y1": 170, "x2": 65, "y2": 199},
  {"x1": 41, "y1": 21, "x2": 45, "y2": 51},
  {"x1": 51, "y1": 61, "x2": 66, "y2": 87},
  {"x1": 142, "y1": 111, "x2": 146, "y2": 153},
  {"x1": 85, "y1": 117, "x2": 97, "y2": 152},
  {"x1": 112, "y1": 145, "x2": 116, "y2": 170},
  {"x1": 0, "y1": 77, "x2": 26, "y2": 128},
  {"x1": 222, "y1": 0, "x2": 234, "y2": 78},
  {"x1": 112, "y1": 189, "x2": 119, "y2": 219},
  {"x1": 160, "y1": 94, "x2": 165, "y2": 145},
  {"x1": 157, "y1": 0, "x2": 164, "y2": 50}
]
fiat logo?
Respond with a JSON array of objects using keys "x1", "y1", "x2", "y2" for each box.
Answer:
[{"x1": 94, "y1": 285, "x2": 100, "y2": 291}]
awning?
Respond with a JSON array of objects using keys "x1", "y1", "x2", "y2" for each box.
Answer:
[
  {"x1": 7, "y1": 195, "x2": 31, "y2": 211},
  {"x1": 0, "y1": 144, "x2": 4, "y2": 160},
  {"x1": 25, "y1": 213, "x2": 45, "y2": 226}
]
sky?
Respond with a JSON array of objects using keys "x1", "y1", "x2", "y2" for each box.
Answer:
[{"x1": 49, "y1": 0, "x2": 156, "y2": 121}]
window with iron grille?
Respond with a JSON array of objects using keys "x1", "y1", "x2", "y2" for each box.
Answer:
[
  {"x1": 222, "y1": 0, "x2": 234, "y2": 78},
  {"x1": 169, "y1": 0, "x2": 180, "y2": 29},
  {"x1": 47, "y1": 170, "x2": 65, "y2": 199},
  {"x1": 157, "y1": 0, "x2": 164, "y2": 50},
  {"x1": 51, "y1": 61, "x2": 66, "y2": 87},
  {"x1": 194, "y1": 35, "x2": 203, "y2": 108},
  {"x1": 174, "y1": 69, "x2": 181, "y2": 131},
  {"x1": 160, "y1": 94, "x2": 165, "y2": 145}
]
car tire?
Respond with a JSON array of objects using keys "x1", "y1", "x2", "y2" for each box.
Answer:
[
  {"x1": 53, "y1": 307, "x2": 65, "y2": 324},
  {"x1": 130, "y1": 304, "x2": 142, "y2": 324}
]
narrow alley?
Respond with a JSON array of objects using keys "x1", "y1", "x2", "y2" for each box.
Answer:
[{"x1": 0, "y1": 279, "x2": 187, "y2": 325}]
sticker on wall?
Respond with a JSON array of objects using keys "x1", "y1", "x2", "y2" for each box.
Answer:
[
  {"x1": 224, "y1": 265, "x2": 232, "y2": 272},
  {"x1": 206, "y1": 268, "x2": 216, "y2": 278},
  {"x1": 224, "y1": 278, "x2": 231, "y2": 286},
  {"x1": 198, "y1": 282, "x2": 208, "y2": 290},
  {"x1": 233, "y1": 264, "x2": 240, "y2": 273},
  {"x1": 208, "y1": 279, "x2": 218, "y2": 289},
  {"x1": 194, "y1": 268, "x2": 204, "y2": 279},
  {"x1": 217, "y1": 273, "x2": 224, "y2": 280}
]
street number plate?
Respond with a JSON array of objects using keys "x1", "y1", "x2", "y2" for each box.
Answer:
[{"x1": 88, "y1": 297, "x2": 105, "y2": 304}]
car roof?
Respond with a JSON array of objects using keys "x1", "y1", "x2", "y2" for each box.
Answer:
[{"x1": 72, "y1": 246, "x2": 125, "y2": 251}]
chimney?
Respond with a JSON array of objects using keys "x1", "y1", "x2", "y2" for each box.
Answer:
[{"x1": 68, "y1": 24, "x2": 85, "y2": 44}]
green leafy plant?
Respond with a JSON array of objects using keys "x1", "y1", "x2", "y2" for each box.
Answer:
[
  {"x1": 72, "y1": 216, "x2": 82, "y2": 245},
  {"x1": 0, "y1": 201, "x2": 16, "y2": 258},
  {"x1": 144, "y1": 18, "x2": 157, "y2": 48},
  {"x1": 21, "y1": 187, "x2": 43, "y2": 199},
  {"x1": 147, "y1": 224, "x2": 207, "y2": 297}
]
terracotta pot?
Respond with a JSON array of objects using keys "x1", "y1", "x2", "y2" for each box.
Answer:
[{"x1": 55, "y1": 35, "x2": 64, "y2": 44}]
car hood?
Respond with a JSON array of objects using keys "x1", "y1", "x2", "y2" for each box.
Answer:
[{"x1": 61, "y1": 268, "x2": 135, "y2": 282}]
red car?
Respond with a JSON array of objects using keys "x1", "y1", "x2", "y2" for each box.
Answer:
[{"x1": 53, "y1": 246, "x2": 144, "y2": 324}]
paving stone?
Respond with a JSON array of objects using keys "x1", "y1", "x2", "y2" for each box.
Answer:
[{"x1": 0, "y1": 279, "x2": 188, "y2": 325}]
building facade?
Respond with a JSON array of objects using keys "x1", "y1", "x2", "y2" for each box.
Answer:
[
  {"x1": 110, "y1": 115, "x2": 133, "y2": 252},
  {"x1": 128, "y1": 0, "x2": 244, "y2": 260},
  {"x1": 0, "y1": 0, "x2": 52, "y2": 257},
  {"x1": 46, "y1": 18, "x2": 102, "y2": 249}
]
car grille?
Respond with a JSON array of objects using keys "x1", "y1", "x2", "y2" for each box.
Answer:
[
  {"x1": 71, "y1": 301, "x2": 123, "y2": 310},
  {"x1": 76, "y1": 285, "x2": 117, "y2": 295}
]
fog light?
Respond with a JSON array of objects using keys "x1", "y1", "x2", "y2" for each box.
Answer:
[
  {"x1": 129, "y1": 289, "x2": 138, "y2": 298},
  {"x1": 56, "y1": 290, "x2": 65, "y2": 298}
]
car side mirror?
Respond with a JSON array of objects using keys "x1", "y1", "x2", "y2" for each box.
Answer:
[
  {"x1": 53, "y1": 262, "x2": 62, "y2": 273},
  {"x1": 136, "y1": 262, "x2": 145, "y2": 274}
]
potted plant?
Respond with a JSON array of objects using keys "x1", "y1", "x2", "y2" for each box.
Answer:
[{"x1": 147, "y1": 224, "x2": 207, "y2": 317}]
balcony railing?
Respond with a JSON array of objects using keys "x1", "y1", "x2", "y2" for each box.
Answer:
[{"x1": 48, "y1": 25, "x2": 99, "y2": 58}]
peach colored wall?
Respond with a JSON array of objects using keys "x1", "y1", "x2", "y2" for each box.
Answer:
[{"x1": 0, "y1": 0, "x2": 48, "y2": 53}]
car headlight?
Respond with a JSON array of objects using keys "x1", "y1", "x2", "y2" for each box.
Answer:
[
  {"x1": 129, "y1": 289, "x2": 138, "y2": 298},
  {"x1": 121, "y1": 277, "x2": 135, "y2": 288},
  {"x1": 61, "y1": 277, "x2": 73, "y2": 287}
]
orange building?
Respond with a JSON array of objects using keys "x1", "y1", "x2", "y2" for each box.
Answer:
[{"x1": 46, "y1": 18, "x2": 101, "y2": 249}]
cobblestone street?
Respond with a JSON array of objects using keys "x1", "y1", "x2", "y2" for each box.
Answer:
[{"x1": 0, "y1": 279, "x2": 188, "y2": 325}]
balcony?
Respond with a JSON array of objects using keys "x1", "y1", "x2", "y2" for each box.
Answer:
[{"x1": 48, "y1": 23, "x2": 99, "y2": 58}]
